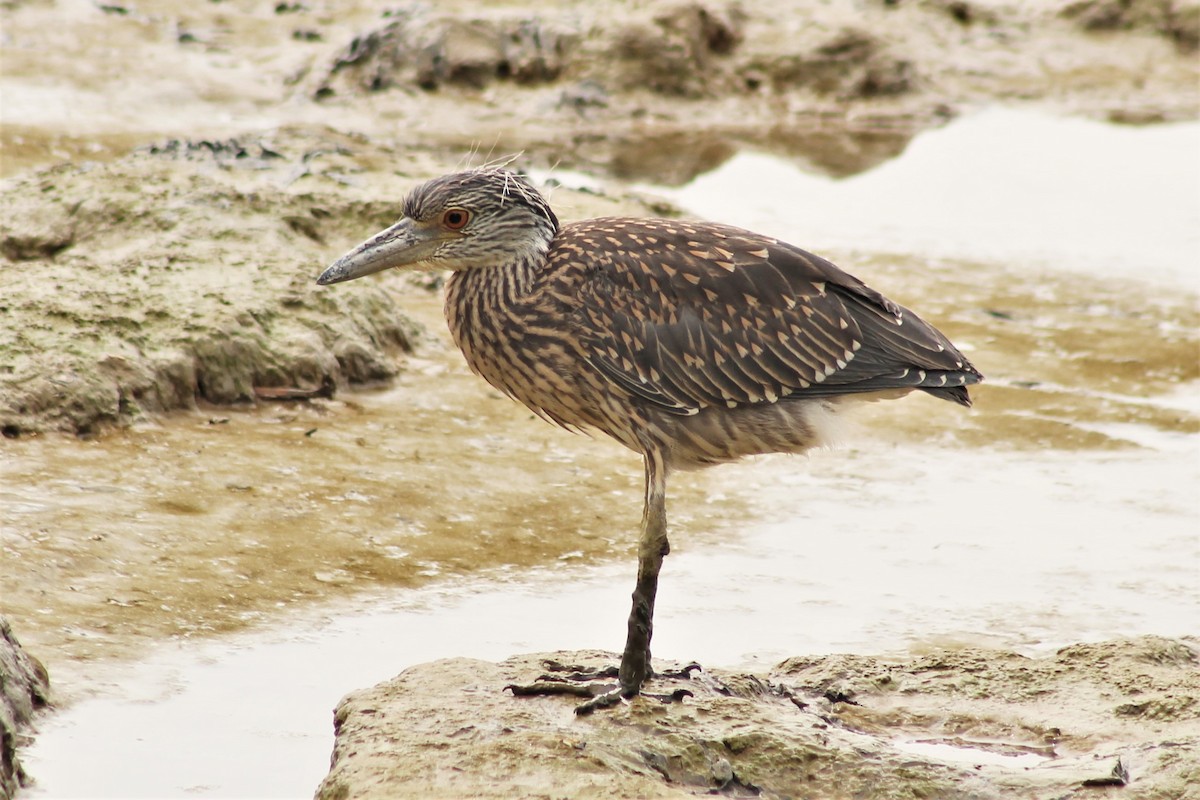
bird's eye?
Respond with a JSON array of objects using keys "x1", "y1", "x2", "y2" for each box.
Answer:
[{"x1": 442, "y1": 209, "x2": 470, "y2": 230}]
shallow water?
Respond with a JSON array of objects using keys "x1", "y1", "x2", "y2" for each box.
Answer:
[
  {"x1": 661, "y1": 107, "x2": 1200, "y2": 289},
  {"x1": 21, "y1": 438, "x2": 1200, "y2": 797},
  {"x1": 13, "y1": 109, "x2": 1200, "y2": 798}
]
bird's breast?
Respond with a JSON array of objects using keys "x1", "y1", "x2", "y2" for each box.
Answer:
[{"x1": 443, "y1": 267, "x2": 646, "y2": 452}]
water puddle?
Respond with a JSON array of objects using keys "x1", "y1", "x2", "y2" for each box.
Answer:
[
  {"x1": 892, "y1": 738, "x2": 1052, "y2": 770},
  {"x1": 20, "y1": 439, "x2": 1198, "y2": 797},
  {"x1": 12, "y1": 108, "x2": 1200, "y2": 797},
  {"x1": 658, "y1": 107, "x2": 1200, "y2": 289}
]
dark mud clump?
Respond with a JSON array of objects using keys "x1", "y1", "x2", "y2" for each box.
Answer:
[{"x1": 1062, "y1": 0, "x2": 1200, "y2": 52}]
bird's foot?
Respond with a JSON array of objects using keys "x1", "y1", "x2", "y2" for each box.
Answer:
[
  {"x1": 504, "y1": 660, "x2": 703, "y2": 715},
  {"x1": 505, "y1": 679, "x2": 694, "y2": 715}
]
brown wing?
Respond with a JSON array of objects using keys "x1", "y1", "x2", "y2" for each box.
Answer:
[{"x1": 560, "y1": 218, "x2": 981, "y2": 415}]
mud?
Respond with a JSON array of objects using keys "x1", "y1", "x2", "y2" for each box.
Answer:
[{"x1": 317, "y1": 637, "x2": 1200, "y2": 800}]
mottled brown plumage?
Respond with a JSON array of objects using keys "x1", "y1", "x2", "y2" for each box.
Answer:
[{"x1": 318, "y1": 167, "x2": 982, "y2": 712}]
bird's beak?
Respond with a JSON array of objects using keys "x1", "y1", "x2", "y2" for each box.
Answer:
[{"x1": 316, "y1": 218, "x2": 439, "y2": 285}]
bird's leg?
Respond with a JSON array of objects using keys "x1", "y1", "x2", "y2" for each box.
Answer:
[
  {"x1": 616, "y1": 450, "x2": 669, "y2": 695},
  {"x1": 566, "y1": 452, "x2": 692, "y2": 714},
  {"x1": 506, "y1": 452, "x2": 694, "y2": 713}
]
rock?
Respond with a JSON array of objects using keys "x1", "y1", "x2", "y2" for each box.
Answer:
[
  {"x1": 607, "y1": 1, "x2": 747, "y2": 97},
  {"x1": 0, "y1": 128, "x2": 421, "y2": 436},
  {"x1": 315, "y1": 2, "x2": 746, "y2": 99},
  {"x1": 748, "y1": 28, "x2": 917, "y2": 99},
  {"x1": 0, "y1": 618, "x2": 50, "y2": 800},
  {"x1": 317, "y1": 10, "x2": 575, "y2": 96},
  {"x1": 317, "y1": 638, "x2": 1200, "y2": 799},
  {"x1": 1062, "y1": 0, "x2": 1200, "y2": 52},
  {"x1": 316, "y1": 2, "x2": 894, "y2": 101}
]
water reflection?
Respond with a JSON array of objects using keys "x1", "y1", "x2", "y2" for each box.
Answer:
[
  {"x1": 597, "y1": 116, "x2": 924, "y2": 185},
  {"x1": 666, "y1": 108, "x2": 1200, "y2": 287}
]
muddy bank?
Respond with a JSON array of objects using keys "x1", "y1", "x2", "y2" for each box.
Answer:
[
  {"x1": 301, "y1": 0, "x2": 1200, "y2": 179},
  {"x1": 317, "y1": 636, "x2": 1199, "y2": 800}
]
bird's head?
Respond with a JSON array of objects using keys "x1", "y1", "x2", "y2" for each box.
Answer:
[{"x1": 316, "y1": 168, "x2": 559, "y2": 285}]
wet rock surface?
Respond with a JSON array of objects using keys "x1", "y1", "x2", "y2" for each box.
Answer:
[
  {"x1": 317, "y1": 637, "x2": 1200, "y2": 800},
  {"x1": 0, "y1": 619, "x2": 49, "y2": 800}
]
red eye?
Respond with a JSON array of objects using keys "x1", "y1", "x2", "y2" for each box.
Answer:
[{"x1": 442, "y1": 209, "x2": 470, "y2": 230}]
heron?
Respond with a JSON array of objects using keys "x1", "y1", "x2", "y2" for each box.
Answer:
[{"x1": 317, "y1": 167, "x2": 982, "y2": 713}]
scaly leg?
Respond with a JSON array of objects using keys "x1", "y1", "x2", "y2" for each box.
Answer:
[
  {"x1": 616, "y1": 450, "x2": 669, "y2": 694},
  {"x1": 570, "y1": 452, "x2": 670, "y2": 714},
  {"x1": 506, "y1": 451, "x2": 693, "y2": 714}
]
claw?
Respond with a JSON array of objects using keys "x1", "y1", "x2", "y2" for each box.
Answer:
[
  {"x1": 660, "y1": 688, "x2": 694, "y2": 703},
  {"x1": 657, "y1": 662, "x2": 703, "y2": 680}
]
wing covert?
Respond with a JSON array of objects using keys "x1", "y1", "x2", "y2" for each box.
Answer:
[{"x1": 560, "y1": 218, "x2": 979, "y2": 414}]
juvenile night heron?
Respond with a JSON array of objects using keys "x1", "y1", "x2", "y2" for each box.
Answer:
[{"x1": 317, "y1": 167, "x2": 982, "y2": 712}]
